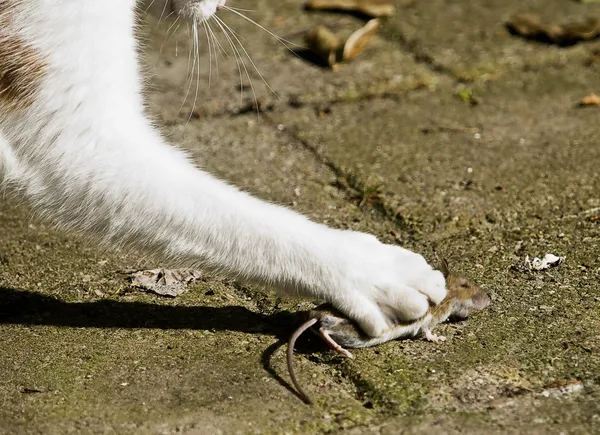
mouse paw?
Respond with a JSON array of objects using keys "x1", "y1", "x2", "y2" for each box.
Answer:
[
  {"x1": 319, "y1": 328, "x2": 354, "y2": 359},
  {"x1": 429, "y1": 334, "x2": 446, "y2": 343},
  {"x1": 423, "y1": 328, "x2": 446, "y2": 343}
]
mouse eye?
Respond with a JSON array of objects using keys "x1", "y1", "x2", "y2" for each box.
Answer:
[{"x1": 459, "y1": 278, "x2": 469, "y2": 287}]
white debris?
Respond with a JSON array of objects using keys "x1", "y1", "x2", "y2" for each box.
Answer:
[
  {"x1": 528, "y1": 253, "x2": 565, "y2": 271},
  {"x1": 539, "y1": 380, "x2": 583, "y2": 399},
  {"x1": 513, "y1": 253, "x2": 565, "y2": 272}
]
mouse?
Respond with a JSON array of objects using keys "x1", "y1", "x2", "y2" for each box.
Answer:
[{"x1": 286, "y1": 259, "x2": 491, "y2": 404}]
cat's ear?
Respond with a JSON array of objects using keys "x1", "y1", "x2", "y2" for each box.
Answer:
[{"x1": 440, "y1": 258, "x2": 450, "y2": 278}]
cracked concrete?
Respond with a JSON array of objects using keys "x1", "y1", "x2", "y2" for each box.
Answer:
[{"x1": 1, "y1": 0, "x2": 600, "y2": 433}]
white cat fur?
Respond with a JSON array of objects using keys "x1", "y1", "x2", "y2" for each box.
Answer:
[{"x1": 0, "y1": 0, "x2": 446, "y2": 338}]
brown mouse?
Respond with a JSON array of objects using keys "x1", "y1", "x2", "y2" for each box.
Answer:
[{"x1": 286, "y1": 259, "x2": 491, "y2": 404}]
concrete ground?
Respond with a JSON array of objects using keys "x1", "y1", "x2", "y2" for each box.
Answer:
[{"x1": 1, "y1": 0, "x2": 600, "y2": 433}]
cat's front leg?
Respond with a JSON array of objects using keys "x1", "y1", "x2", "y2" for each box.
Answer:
[
  {"x1": 3, "y1": 116, "x2": 445, "y2": 340},
  {"x1": 0, "y1": 0, "x2": 445, "y2": 339}
]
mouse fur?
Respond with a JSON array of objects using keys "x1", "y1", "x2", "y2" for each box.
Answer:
[
  {"x1": 287, "y1": 260, "x2": 491, "y2": 404},
  {"x1": 309, "y1": 259, "x2": 491, "y2": 348}
]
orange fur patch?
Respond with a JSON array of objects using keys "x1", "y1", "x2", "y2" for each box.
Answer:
[{"x1": 0, "y1": 2, "x2": 47, "y2": 111}]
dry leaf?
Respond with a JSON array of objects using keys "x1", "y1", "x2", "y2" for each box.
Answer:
[
  {"x1": 130, "y1": 268, "x2": 202, "y2": 297},
  {"x1": 579, "y1": 92, "x2": 600, "y2": 106},
  {"x1": 305, "y1": 19, "x2": 380, "y2": 68},
  {"x1": 305, "y1": 25, "x2": 342, "y2": 67},
  {"x1": 306, "y1": 0, "x2": 394, "y2": 18},
  {"x1": 343, "y1": 19, "x2": 380, "y2": 61},
  {"x1": 506, "y1": 14, "x2": 600, "y2": 46}
]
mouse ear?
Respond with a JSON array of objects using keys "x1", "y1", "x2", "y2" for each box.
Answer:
[
  {"x1": 440, "y1": 258, "x2": 450, "y2": 278},
  {"x1": 472, "y1": 291, "x2": 491, "y2": 310}
]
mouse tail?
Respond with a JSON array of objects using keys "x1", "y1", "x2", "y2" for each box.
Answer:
[{"x1": 287, "y1": 317, "x2": 318, "y2": 405}]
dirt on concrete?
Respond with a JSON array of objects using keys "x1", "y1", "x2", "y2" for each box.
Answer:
[{"x1": 1, "y1": 0, "x2": 599, "y2": 433}]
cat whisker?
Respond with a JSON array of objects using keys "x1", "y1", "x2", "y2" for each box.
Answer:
[
  {"x1": 216, "y1": 6, "x2": 310, "y2": 102},
  {"x1": 213, "y1": 15, "x2": 279, "y2": 99},
  {"x1": 183, "y1": 17, "x2": 229, "y2": 121},
  {"x1": 159, "y1": 16, "x2": 181, "y2": 54},
  {"x1": 220, "y1": 5, "x2": 305, "y2": 51},
  {"x1": 157, "y1": 0, "x2": 174, "y2": 26},
  {"x1": 207, "y1": 19, "x2": 230, "y2": 60},
  {"x1": 142, "y1": 0, "x2": 158, "y2": 13},
  {"x1": 189, "y1": 17, "x2": 202, "y2": 123},
  {"x1": 213, "y1": 15, "x2": 258, "y2": 108},
  {"x1": 200, "y1": 19, "x2": 214, "y2": 87},
  {"x1": 178, "y1": 20, "x2": 199, "y2": 116},
  {"x1": 184, "y1": 22, "x2": 194, "y2": 88},
  {"x1": 222, "y1": 6, "x2": 256, "y2": 13},
  {"x1": 212, "y1": 16, "x2": 247, "y2": 104},
  {"x1": 205, "y1": 19, "x2": 228, "y2": 80},
  {"x1": 179, "y1": 3, "x2": 304, "y2": 116}
]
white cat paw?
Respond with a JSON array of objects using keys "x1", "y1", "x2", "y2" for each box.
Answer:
[{"x1": 327, "y1": 230, "x2": 447, "y2": 338}]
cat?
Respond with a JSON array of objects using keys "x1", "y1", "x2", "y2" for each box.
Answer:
[{"x1": 0, "y1": 0, "x2": 446, "y2": 338}]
